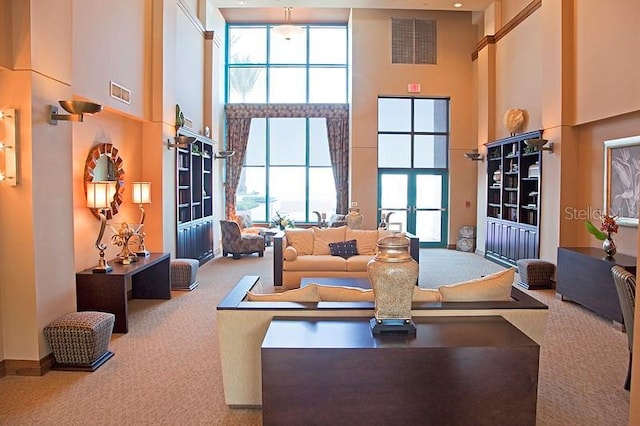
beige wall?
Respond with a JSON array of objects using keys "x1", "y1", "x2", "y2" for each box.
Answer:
[{"x1": 351, "y1": 9, "x2": 477, "y2": 241}]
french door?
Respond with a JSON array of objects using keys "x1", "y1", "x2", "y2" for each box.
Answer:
[{"x1": 378, "y1": 170, "x2": 448, "y2": 248}]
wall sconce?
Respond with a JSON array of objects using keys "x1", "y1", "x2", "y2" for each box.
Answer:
[
  {"x1": 0, "y1": 108, "x2": 17, "y2": 186},
  {"x1": 464, "y1": 150, "x2": 484, "y2": 162},
  {"x1": 214, "y1": 150, "x2": 235, "y2": 160},
  {"x1": 525, "y1": 138, "x2": 554, "y2": 153},
  {"x1": 48, "y1": 100, "x2": 103, "y2": 125},
  {"x1": 86, "y1": 181, "x2": 116, "y2": 273},
  {"x1": 131, "y1": 181, "x2": 151, "y2": 257},
  {"x1": 167, "y1": 135, "x2": 196, "y2": 150}
]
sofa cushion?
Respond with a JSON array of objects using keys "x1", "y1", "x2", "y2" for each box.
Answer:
[
  {"x1": 345, "y1": 229, "x2": 380, "y2": 255},
  {"x1": 317, "y1": 285, "x2": 375, "y2": 302},
  {"x1": 283, "y1": 246, "x2": 298, "y2": 261},
  {"x1": 283, "y1": 255, "x2": 347, "y2": 272},
  {"x1": 312, "y1": 226, "x2": 347, "y2": 255},
  {"x1": 438, "y1": 268, "x2": 516, "y2": 302},
  {"x1": 285, "y1": 228, "x2": 314, "y2": 255},
  {"x1": 345, "y1": 255, "x2": 372, "y2": 272},
  {"x1": 236, "y1": 213, "x2": 253, "y2": 228},
  {"x1": 412, "y1": 287, "x2": 442, "y2": 302},
  {"x1": 329, "y1": 239, "x2": 359, "y2": 259},
  {"x1": 246, "y1": 283, "x2": 320, "y2": 302}
]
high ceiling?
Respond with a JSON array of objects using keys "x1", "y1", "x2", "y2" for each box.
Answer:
[{"x1": 218, "y1": 0, "x2": 493, "y2": 24}]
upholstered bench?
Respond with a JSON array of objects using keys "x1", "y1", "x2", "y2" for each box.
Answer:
[
  {"x1": 171, "y1": 258, "x2": 199, "y2": 290},
  {"x1": 516, "y1": 259, "x2": 555, "y2": 289},
  {"x1": 44, "y1": 311, "x2": 115, "y2": 371}
]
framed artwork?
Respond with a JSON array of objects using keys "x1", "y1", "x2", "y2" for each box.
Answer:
[{"x1": 604, "y1": 135, "x2": 640, "y2": 227}]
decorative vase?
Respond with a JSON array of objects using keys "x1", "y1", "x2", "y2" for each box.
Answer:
[
  {"x1": 603, "y1": 234, "x2": 617, "y2": 257},
  {"x1": 367, "y1": 233, "x2": 419, "y2": 334},
  {"x1": 493, "y1": 166, "x2": 502, "y2": 185}
]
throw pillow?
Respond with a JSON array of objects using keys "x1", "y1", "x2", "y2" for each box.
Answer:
[
  {"x1": 285, "y1": 228, "x2": 314, "y2": 255},
  {"x1": 438, "y1": 268, "x2": 515, "y2": 302},
  {"x1": 329, "y1": 239, "x2": 359, "y2": 259},
  {"x1": 345, "y1": 229, "x2": 379, "y2": 255},
  {"x1": 236, "y1": 213, "x2": 252, "y2": 229},
  {"x1": 312, "y1": 226, "x2": 347, "y2": 255},
  {"x1": 283, "y1": 246, "x2": 298, "y2": 261},
  {"x1": 317, "y1": 285, "x2": 375, "y2": 302},
  {"x1": 246, "y1": 284, "x2": 320, "y2": 302}
]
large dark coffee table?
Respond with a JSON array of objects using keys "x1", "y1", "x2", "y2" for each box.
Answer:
[
  {"x1": 299, "y1": 276, "x2": 371, "y2": 289},
  {"x1": 262, "y1": 316, "x2": 539, "y2": 425}
]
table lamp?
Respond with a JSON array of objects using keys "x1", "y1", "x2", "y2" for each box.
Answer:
[
  {"x1": 87, "y1": 181, "x2": 115, "y2": 272},
  {"x1": 131, "y1": 181, "x2": 151, "y2": 257}
]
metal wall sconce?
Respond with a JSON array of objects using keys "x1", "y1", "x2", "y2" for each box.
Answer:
[
  {"x1": 214, "y1": 150, "x2": 235, "y2": 160},
  {"x1": 525, "y1": 138, "x2": 554, "y2": 153},
  {"x1": 48, "y1": 100, "x2": 103, "y2": 125},
  {"x1": 131, "y1": 181, "x2": 151, "y2": 257},
  {"x1": 167, "y1": 135, "x2": 196, "y2": 150},
  {"x1": 464, "y1": 150, "x2": 484, "y2": 162},
  {"x1": 0, "y1": 108, "x2": 17, "y2": 186}
]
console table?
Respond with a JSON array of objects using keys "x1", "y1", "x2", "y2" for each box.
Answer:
[
  {"x1": 261, "y1": 316, "x2": 539, "y2": 425},
  {"x1": 556, "y1": 247, "x2": 636, "y2": 326},
  {"x1": 76, "y1": 252, "x2": 171, "y2": 333}
]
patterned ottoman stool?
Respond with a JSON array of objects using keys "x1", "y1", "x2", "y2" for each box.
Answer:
[
  {"x1": 44, "y1": 311, "x2": 115, "y2": 371},
  {"x1": 171, "y1": 258, "x2": 200, "y2": 291},
  {"x1": 516, "y1": 259, "x2": 555, "y2": 290}
]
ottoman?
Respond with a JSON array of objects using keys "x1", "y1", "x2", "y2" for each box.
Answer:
[
  {"x1": 516, "y1": 259, "x2": 555, "y2": 290},
  {"x1": 44, "y1": 311, "x2": 115, "y2": 371},
  {"x1": 171, "y1": 258, "x2": 199, "y2": 290}
]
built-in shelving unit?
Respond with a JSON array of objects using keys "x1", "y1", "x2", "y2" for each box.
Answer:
[
  {"x1": 484, "y1": 130, "x2": 543, "y2": 267},
  {"x1": 175, "y1": 127, "x2": 214, "y2": 264}
]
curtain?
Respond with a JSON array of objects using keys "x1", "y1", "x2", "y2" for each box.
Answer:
[{"x1": 224, "y1": 103, "x2": 350, "y2": 217}]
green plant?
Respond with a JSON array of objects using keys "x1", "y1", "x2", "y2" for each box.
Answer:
[{"x1": 585, "y1": 214, "x2": 619, "y2": 240}]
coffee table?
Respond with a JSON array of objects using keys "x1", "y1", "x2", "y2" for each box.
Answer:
[{"x1": 299, "y1": 277, "x2": 371, "y2": 289}]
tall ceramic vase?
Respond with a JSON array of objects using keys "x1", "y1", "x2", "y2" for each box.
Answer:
[
  {"x1": 603, "y1": 234, "x2": 617, "y2": 257},
  {"x1": 367, "y1": 233, "x2": 419, "y2": 334}
]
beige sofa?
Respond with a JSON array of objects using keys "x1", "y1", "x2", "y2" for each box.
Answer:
[
  {"x1": 273, "y1": 226, "x2": 419, "y2": 288},
  {"x1": 217, "y1": 271, "x2": 548, "y2": 407}
]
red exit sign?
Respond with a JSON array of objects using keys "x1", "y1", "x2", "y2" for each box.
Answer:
[{"x1": 407, "y1": 83, "x2": 421, "y2": 93}]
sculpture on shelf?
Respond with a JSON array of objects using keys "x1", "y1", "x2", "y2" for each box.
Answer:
[
  {"x1": 367, "y1": 233, "x2": 419, "y2": 334},
  {"x1": 110, "y1": 222, "x2": 139, "y2": 265}
]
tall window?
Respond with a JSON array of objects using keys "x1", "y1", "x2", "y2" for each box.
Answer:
[{"x1": 227, "y1": 24, "x2": 348, "y2": 223}]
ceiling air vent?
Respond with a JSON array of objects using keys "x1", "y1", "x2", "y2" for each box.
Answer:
[
  {"x1": 391, "y1": 18, "x2": 437, "y2": 65},
  {"x1": 110, "y1": 81, "x2": 131, "y2": 104}
]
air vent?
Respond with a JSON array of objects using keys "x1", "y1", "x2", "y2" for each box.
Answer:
[
  {"x1": 391, "y1": 18, "x2": 437, "y2": 65},
  {"x1": 110, "y1": 81, "x2": 131, "y2": 104}
]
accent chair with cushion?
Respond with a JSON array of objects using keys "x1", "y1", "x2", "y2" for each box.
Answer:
[
  {"x1": 611, "y1": 265, "x2": 636, "y2": 391},
  {"x1": 220, "y1": 220, "x2": 265, "y2": 259},
  {"x1": 235, "y1": 212, "x2": 263, "y2": 235}
]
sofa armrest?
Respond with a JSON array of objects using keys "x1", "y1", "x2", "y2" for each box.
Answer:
[{"x1": 273, "y1": 232, "x2": 286, "y2": 286}]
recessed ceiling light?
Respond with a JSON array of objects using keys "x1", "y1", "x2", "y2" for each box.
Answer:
[{"x1": 454, "y1": 2, "x2": 463, "y2": 7}]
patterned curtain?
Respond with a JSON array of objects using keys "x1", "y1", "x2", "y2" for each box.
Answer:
[
  {"x1": 224, "y1": 116, "x2": 252, "y2": 219},
  {"x1": 326, "y1": 117, "x2": 349, "y2": 214},
  {"x1": 224, "y1": 103, "x2": 350, "y2": 217}
]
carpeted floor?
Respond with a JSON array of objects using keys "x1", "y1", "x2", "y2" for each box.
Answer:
[{"x1": 0, "y1": 248, "x2": 631, "y2": 425}]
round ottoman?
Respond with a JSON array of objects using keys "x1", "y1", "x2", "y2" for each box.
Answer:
[
  {"x1": 516, "y1": 259, "x2": 555, "y2": 289},
  {"x1": 171, "y1": 258, "x2": 200, "y2": 290},
  {"x1": 44, "y1": 311, "x2": 115, "y2": 371}
]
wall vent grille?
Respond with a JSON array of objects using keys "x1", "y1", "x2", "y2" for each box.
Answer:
[
  {"x1": 110, "y1": 81, "x2": 131, "y2": 104},
  {"x1": 391, "y1": 18, "x2": 437, "y2": 65}
]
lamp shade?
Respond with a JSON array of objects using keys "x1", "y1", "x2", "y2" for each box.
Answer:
[
  {"x1": 87, "y1": 181, "x2": 115, "y2": 209},
  {"x1": 131, "y1": 181, "x2": 151, "y2": 204}
]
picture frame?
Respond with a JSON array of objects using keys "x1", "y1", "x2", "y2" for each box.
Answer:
[{"x1": 604, "y1": 135, "x2": 640, "y2": 227}]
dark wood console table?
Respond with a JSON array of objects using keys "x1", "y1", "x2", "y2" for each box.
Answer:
[
  {"x1": 261, "y1": 316, "x2": 539, "y2": 425},
  {"x1": 76, "y1": 252, "x2": 171, "y2": 333},
  {"x1": 556, "y1": 247, "x2": 636, "y2": 326}
]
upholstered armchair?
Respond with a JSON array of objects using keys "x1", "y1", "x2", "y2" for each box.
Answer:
[
  {"x1": 220, "y1": 220, "x2": 265, "y2": 259},
  {"x1": 235, "y1": 212, "x2": 263, "y2": 235},
  {"x1": 611, "y1": 265, "x2": 636, "y2": 391}
]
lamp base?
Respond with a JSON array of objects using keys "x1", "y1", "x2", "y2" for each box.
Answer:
[
  {"x1": 92, "y1": 264, "x2": 112, "y2": 273},
  {"x1": 370, "y1": 318, "x2": 416, "y2": 335}
]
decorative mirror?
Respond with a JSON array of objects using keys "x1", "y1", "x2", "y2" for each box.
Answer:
[{"x1": 84, "y1": 143, "x2": 125, "y2": 218}]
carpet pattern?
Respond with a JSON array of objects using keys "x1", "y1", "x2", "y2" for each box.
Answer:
[{"x1": 0, "y1": 248, "x2": 631, "y2": 425}]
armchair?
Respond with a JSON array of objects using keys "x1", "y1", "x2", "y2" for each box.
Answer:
[
  {"x1": 220, "y1": 220, "x2": 265, "y2": 259},
  {"x1": 235, "y1": 212, "x2": 263, "y2": 235},
  {"x1": 611, "y1": 265, "x2": 636, "y2": 391}
]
